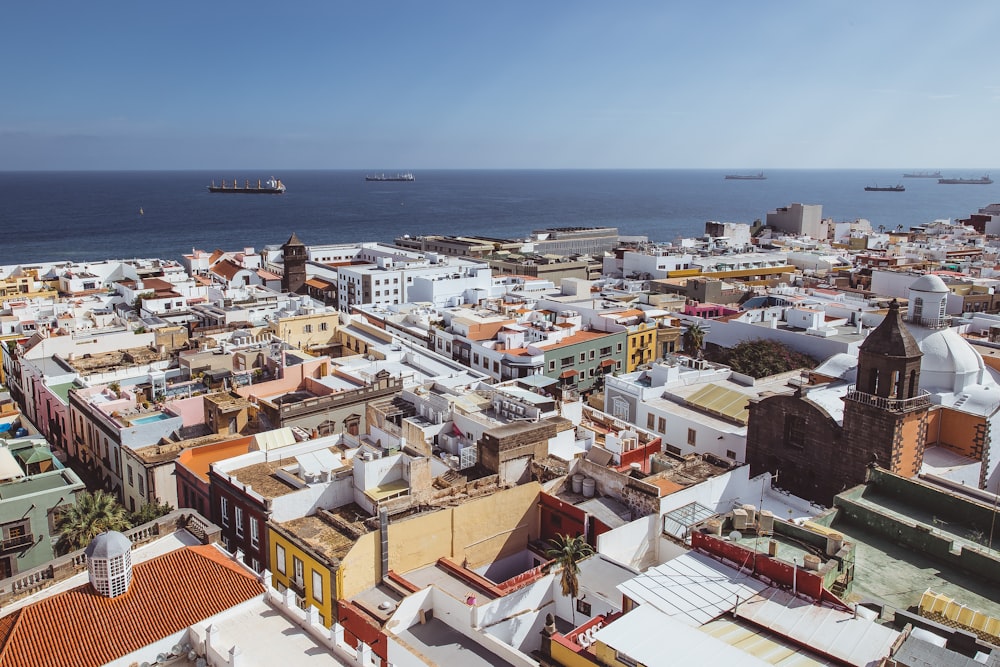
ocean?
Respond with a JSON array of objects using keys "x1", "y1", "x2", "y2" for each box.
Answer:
[{"x1": 1, "y1": 169, "x2": 997, "y2": 267}]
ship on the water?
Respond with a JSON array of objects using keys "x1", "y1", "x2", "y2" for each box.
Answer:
[
  {"x1": 902, "y1": 171, "x2": 942, "y2": 178},
  {"x1": 365, "y1": 172, "x2": 415, "y2": 182},
  {"x1": 724, "y1": 171, "x2": 766, "y2": 180},
  {"x1": 865, "y1": 184, "x2": 905, "y2": 192},
  {"x1": 937, "y1": 175, "x2": 993, "y2": 185},
  {"x1": 208, "y1": 177, "x2": 285, "y2": 194}
]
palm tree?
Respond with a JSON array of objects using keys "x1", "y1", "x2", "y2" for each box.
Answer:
[
  {"x1": 546, "y1": 533, "x2": 594, "y2": 624},
  {"x1": 56, "y1": 490, "x2": 132, "y2": 554},
  {"x1": 684, "y1": 322, "x2": 706, "y2": 358}
]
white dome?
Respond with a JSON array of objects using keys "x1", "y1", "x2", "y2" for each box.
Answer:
[
  {"x1": 914, "y1": 327, "x2": 988, "y2": 394},
  {"x1": 909, "y1": 274, "x2": 949, "y2": 294}
]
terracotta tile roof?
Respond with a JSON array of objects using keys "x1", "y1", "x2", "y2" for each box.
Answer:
[
  {"x1": 210, "y1": 259, "x2": 244, "y2": 281},
  {"x1": 0, "y1": 545, "x2": 263, "y2": 667}
]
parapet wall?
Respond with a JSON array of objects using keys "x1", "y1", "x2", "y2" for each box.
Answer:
[{"x1": 835, "y1": 481, "x2": 1000, "y2": 585}]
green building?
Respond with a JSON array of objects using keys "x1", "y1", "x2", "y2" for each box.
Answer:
[
  {"x1": 0, "y1": 436, "x2": 84, "y2": 580},
  {"x1": 541, "y1": 329, "x2": 626, "y2": 394}
]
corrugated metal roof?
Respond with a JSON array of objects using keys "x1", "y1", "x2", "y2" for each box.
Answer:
[
  {"x1": 685, "y1": 384, "x2": 751, "y2": 425},
  {"x1": 617, "y1": 551, "x2": 768, "y2": 626},
  {"x1": 734, "y1": 588, "x2": 900, "y2": 667},
  {"x1": 592, "y1": 604, "x2": 772, "y2": 667}
]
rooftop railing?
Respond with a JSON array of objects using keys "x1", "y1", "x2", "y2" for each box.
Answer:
[{"x1": 845, "y1": 385, "x2": 931, "y2": 413}]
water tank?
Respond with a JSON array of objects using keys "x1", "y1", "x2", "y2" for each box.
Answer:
[
  {"x1": 758, "y1": 510, "x2": 774, "y2": 535},
  {"x1": 741, "y1": 504, "x2": 757, "y2": 524},
  {"x1": 803, "y1": 554, "x2": 821, "y2": 571},
  {"x1": 732, "y1": 508, "x2": 749, "y2": 531},
  {"x1": 705, "y1": 519, "x2": 723, "y2": 536},
  {"x1": 826, "y1": 532, "x2": 844, "y2": 556},
  {"x1": 767, "y1": 540, "x2": 778, "y2": 557},
  {"x1": 571, "y1": 473, "x2": 584, "y2": 494},
  {"x1": 581, "y1": 477, "x2": 596, "y2": 498}
]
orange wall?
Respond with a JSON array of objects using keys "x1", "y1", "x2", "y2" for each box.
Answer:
[{"x1": 936, "y1": 408, "x2": 985, "y2": 460}]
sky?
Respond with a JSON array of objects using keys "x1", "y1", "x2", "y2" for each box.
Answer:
[{"x1": 2, "y1": 1, "x2": 999, "y2": 170}]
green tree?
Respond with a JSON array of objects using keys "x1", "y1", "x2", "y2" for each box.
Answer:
[
  {"x1": 56, "y1": 490, "x2": 132, "y2": 554},
  {"x1": 709, "y1": 338, "x2": 817, "y2": 378},
  {"x1": 546, "y1": 534, "x2": 594, "y2": 624},
  {"x1": 131, "y1": 291, "x2": 155, "y2": 312},
  {"x1": 684, "y1": 323, "x2": 706, "y2": 357},
  {"x1": 129, "y1": 500, "x2": 174, "y2": 526}
]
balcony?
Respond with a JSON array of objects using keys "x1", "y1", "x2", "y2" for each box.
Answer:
[
  {"x1": 904, "y1": 314, "x2": 952, "y2": 330},
  {"x1": 844, "y1": 385, "x2": 931, "y2": 413},
  {"x1": 1, "y1": 533, "x2": 34, "y2": 552}
]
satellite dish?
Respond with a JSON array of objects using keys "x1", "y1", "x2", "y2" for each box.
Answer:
[{"x1": 728, "y1": 530, "x2": 743, "y2": 542}]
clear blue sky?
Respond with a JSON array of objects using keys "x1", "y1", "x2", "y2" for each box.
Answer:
[{"x1": 3, "y1": 1, "x2": 998, "y2": 170}]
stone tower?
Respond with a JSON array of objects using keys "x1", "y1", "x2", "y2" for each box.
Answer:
[
  {"x1": 842, "y1": 300, "x2": 930, "y2": 482},
  {"x1": 281, "y1": 232, "x2": 307, "y2": 294}
]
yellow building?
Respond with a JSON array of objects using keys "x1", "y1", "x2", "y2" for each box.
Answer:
[
  {"x1": 0, "y1": 269, "x2": 59, "y2": 306},
  {"x1": 267, "y1": 311, "x2": 342, "y2": 354},
  {"x1": 602, "y1": 310, "x2": 661, "y2": 372},
  {"x1": 268, "y1": 514, "x2": 355, "y2": 627}
]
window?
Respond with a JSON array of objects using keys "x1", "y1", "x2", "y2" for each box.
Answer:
[
  {"x1": 589, "y1": 350, "x2": 595, "y2": 360},
  {"x1": 127, "y1": 465, "x2": 133, "y2": 487},
  {"x1": 659, "y1": 417, "x2": 667, "y2": 434},
  {"x1": 548, "y1": 361, "x2": 556, "y2": 371},
  {"x1": 726, "y1": 449, "x2": 737, "y2": 460},
  {"x1": 250, "y1": 519, "x2": 259, "y2": 547},
  {"x1": 235, "y1": 506, "x2": 244, "y2": 537},
  {"x1": 276, "y1": 544, "x2": 286, "y2": 574},
  {"x1": 293, "y1": 556, "x2": 304, "y2": 586},
  {"x1": 137, "y1": 475, "x2": 143, "y2": 497},
  {"x1": 600, "y1": 346, "x2": 612, "y2": 357},
  {"x1": 646, "y1": 413, "x2": 655, "y2": 430},
  {"x1": 784, "y1": 415, "x2": 806, "y2": 449},
  {"x1": 473, "y1": 353, "x2": 479, "y2": 365},
  {"x1": 320, "y1": 322, "x2": 328, "y2": 332},
  {"x1": 579, "y1": 353, "x2": 586, "y2": 363},
  {"x1": 312, "y1": 570, "x2": 324, "y2": 602},
  {"x1": 560, "y1": 356, "x2": 574, "y2": 368},
  {"x1": 220, "y1": 496, "x2": 230, "y2": 526},
  {"x1": 616, "y1": 651, "x2": 640, "y2": 667},
  {"x1": 617, "y1": 343, "x2": 623, "y2": 353},
  {"x1": 303, "y1": 324, "x2": 313, "y2": 333},
  {"x1": 687, "y1": 428, "x2": 697, "y2": 446},
  {"x1": 576, "y1": 598, "x2": 592, "y2": 616}
]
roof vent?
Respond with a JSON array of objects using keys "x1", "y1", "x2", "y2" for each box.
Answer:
[{"x1": 85, "y1": 531, "x2": 133, "y2": 598}]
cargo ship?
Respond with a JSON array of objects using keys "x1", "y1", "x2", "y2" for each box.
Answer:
[
  {"x1": 865, "y1": 184, "x2": 905, "y2": 192},
  {"x1": 365, "y1": 172, "x2": 415, "y2": 182},
  {"x1": 937, "y1": 175, "x2": 993, "y2": 185},
  {"x1": 724, "y1": 171, "x2": 766, "y2": 180},
  {"x1": 902, "y1": 171, "x2": 942, "y2": 178},
  {"x1": 208, "y1": 177, "x2": 285, "y2": 194}
]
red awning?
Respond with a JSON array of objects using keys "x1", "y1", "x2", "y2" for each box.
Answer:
[
  {"x1": 559, "y1": 369, "x2": 578, "y2": 379},
  {"x1": 600, "y1": 359, "x2": 617, "y2": 367}
]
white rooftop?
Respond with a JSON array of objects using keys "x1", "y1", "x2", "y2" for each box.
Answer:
[{"x1": 617, "y1": 551, "x2": 769, "y2": 626}]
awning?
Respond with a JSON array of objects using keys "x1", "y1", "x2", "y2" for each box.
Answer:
[
  {"x1": 0, "y1": 447, "x2": 24, "y2": 481},
  {"x1": 600, "y1": 359, "x2": 617, "y2": 367},
  {"x1": 559, "y1": 369, "x2": 578, "y2": 379}
]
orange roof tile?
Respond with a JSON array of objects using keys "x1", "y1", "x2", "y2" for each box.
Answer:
[{"x1": 0, "y1": 545, "x2": 263, "y2": 667}]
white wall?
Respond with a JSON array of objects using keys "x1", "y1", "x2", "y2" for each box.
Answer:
[
  {"x1": 270, "y1": 475, "x2": 355, "y2": 522},
  {"x1": 597, "y1": 514, "x2": 658, "y2": 571}
]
